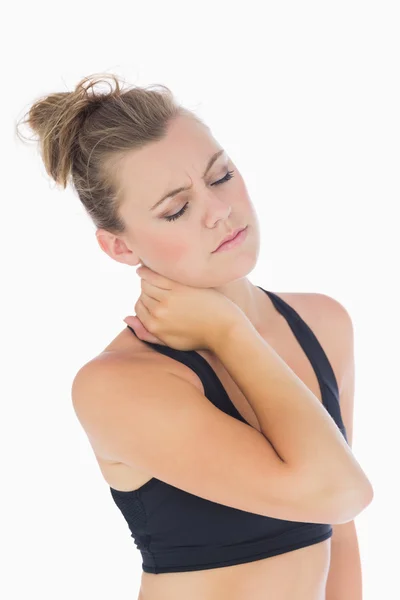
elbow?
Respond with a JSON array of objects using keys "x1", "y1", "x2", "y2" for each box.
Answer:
[{"x1": 328, "y1": 479, "x2": 374, "y2": 525}]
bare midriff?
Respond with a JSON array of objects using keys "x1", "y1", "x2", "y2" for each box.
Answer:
[{"x1": 138, "y1": 538, "x2": 331, "y2": 599}]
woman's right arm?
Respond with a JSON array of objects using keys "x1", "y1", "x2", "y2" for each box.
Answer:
[
  {"x1": 208, "y1": 316, "x2": 373, "y2": 524},
  {"x1": 72, "y1": 317, "x2": 372, "y2": 526}
]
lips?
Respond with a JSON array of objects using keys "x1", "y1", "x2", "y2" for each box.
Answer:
[{"x1": 214, "y1": 227, "x2": 246, "y2": 252}]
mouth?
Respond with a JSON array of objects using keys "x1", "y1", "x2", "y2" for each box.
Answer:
[{"x1": 212, "y1": 226, "x2": 248, "y2": 253}]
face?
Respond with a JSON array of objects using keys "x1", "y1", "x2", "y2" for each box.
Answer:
[{"x1": 98, "y1": 115, "x2": 260, "y2": 288}]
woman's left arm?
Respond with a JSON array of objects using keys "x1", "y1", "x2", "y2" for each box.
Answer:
[{"x1": 321, "y1": 295, "x2": 364, "y2": 599}]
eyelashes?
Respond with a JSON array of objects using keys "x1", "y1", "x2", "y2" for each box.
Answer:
[{"x1": 163, "y1": 170, "x2": 235, "y2": 222}]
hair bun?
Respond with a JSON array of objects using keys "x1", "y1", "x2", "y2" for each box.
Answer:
[
  {"x1": 15, "y1": 73, "x2": 122, "y2": 188},
  {"x1": 16, "y1": 72, "x2": 196, "y2": 237}
]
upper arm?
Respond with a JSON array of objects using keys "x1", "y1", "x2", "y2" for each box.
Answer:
[
  {"x1": 306, "y1": 294, "x2": 374, "y2": 527},
  {"x1": 314, "y1": 295, "x2": 372, "y2": 536},
  {"x1": 335, "y1": 303, "x2": 355, "y2": 450},
  {"x1": 316, "y1": 294, "x2": 356, "y2": 448},
  {"x1": 71, "y1": 357, "x2": 336, "y2": 523},
  {"x1": 293, "y1": 292, "x2": 356, "y2": 449}
]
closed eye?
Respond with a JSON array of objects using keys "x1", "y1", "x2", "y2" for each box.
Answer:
[
  {"x1": 163, "y1": 170, "x2": 235, "y2": 222},
  {"x1": 213, "y1": 170, "x2": 235, "y2": 187}
]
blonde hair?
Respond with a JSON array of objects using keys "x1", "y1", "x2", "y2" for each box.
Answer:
[{"x1": 16, "y1": 73, "x2": 204, "y2": 234}]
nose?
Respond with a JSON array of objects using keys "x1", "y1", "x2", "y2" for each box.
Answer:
[{"x1": 204, "y1": 192, "x2": 232, "y2": 227}]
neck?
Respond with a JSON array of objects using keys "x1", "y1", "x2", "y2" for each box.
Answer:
[{"x1": 213, "y1": 278, "x2": 274, "y2": 334}]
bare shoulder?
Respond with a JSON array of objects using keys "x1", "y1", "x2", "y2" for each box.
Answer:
[
  {"x1": 71, "y1": 346, "x2": 177, "y2": 461},
  {"x1": 71, "y1": 326, "x2": 202, "y2": 417},
  {"x1": 280, "y1": 291, "x2": 353, "y2": 329},
  {"x1": 77, "y1": 324, "x2": 181, "y2": 373},
  {"x1": 279, "y1": 291, "x2": 354, "y2": 389}
]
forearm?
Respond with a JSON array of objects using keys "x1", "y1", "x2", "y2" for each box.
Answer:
[
  {"x1": 211, "y1": 321, "x2": 371, "y2": 507},
  {"x1": 325, "y1": 523, "x2": 363, "y2": 599}
]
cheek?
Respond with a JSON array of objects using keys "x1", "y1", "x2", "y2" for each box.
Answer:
[
  {"x1": 149, "y1": 236, "x2": 198, "y2": 283},
  {"x1": 144, "y1": 233, "x2": 191, "y2": 265},
  {"x1": 159, "y1": 238, "x2": 189, "y2": 262}
]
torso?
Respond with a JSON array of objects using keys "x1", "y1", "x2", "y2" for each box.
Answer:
[{"x1": 86, "y1": 291, "x2": 341, "y2": 600}]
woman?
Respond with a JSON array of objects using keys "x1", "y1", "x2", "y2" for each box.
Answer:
[{"x1": 17, "y1": 73, "x2": 373, "y2": 600}]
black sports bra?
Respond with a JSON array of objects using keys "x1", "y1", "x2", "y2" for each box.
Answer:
[{"x1": 108, "y1": 287, "x2": 347, "y2": 574}]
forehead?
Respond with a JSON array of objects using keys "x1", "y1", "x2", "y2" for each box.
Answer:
[{"x1": 117, "y1": 117, "x2": 222, "y2": 207}]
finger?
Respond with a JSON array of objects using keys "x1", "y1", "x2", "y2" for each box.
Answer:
[
  {"x1": 137, "y1": 266, "x2": 174, "y2": 290},
  {"x1": 139, "y1": 289, "x2": 161, "y2": 312},
  {"x1": 135, "y1": 298, "x2": 152, "y2": 331},
  {"x1": 123, "y1": 315, "x2": 135, "y2": 325},
  {"x1": 125, "y1": 314, "x2": 166, "y2": 346},
  {"x1": 123, "y1": 315, "x2": 140, "y2": 328},
  {"x1": 140, "y1": 278, "x2": 169, "y2": 302}
]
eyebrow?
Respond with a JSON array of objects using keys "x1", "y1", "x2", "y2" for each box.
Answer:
[{"x1": 150, "y1": 149, "x2": 226, "y2": 211}]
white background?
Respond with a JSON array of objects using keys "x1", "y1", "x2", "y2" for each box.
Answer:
[{"x1": 4, "y1": 1, "x2": 399, "y2": 598}]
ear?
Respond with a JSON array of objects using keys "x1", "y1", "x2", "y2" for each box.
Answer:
[{"x1": 95, "y1": 229, "x2": 139, "y2": 266}]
